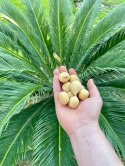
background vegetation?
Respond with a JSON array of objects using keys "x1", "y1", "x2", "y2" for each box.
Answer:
[
  {"x1": 6, "y1": 0, "x2": 125, "y2": 20},
  {"x1": 1, "y1": 0, "x2": 125, "y2": 165}
]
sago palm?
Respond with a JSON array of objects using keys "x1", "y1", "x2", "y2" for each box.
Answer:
[{"x1": 0, "y1": 0, "x2": 125, "y2": 165}]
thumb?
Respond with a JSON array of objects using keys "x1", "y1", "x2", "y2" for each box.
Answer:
[
  {"x1": 53, "y1": 69, "x2": 61, "y2": 101},
  {"x1": 87, "y1": 79, "x2": 101, "y2": 98}
]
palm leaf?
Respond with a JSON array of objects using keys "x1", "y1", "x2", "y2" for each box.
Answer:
[
  {"x1": 0, "y1": 32, "x2": 34, "y2": 69},
  {"x1": 0, "y1": 76, "x2": 42, "y2": 133},
  {"x1": 76, "y1": 3, "x2": 125, "y2": 70},
  {"x1": 89, "y1": 40, "x2": 125, "y2": 69},
  {"x1": 66, "y1": 0, "x2": 101, "y2": 67},
  {"x1": 0, "y1": 22, "x2": 43, "y2": 74},
  {"x1": 23, "y1": 0, "x2": 54, "y2": 68},
  {"x1": 0, "y1": 62, "x2": 52, "y2": 125},
  {"x1": 0, "y1": 19, "x2": 51, "y2": 79},
  {"x1": 1, "y1": 1, "x2": 52, "y2": 75},
  {"x1": 100, "y1": 112, "x2": 125, "y2": 159},
  {"x1": 0, "y1": 99, "x2": 48, "y2": 166},
  {"x1": 81, "y1": 27, "x2": 125, "y2": 69},
  {"x1": 99, "y1": 86, "x2": 125, "y2": 159},
  {"x1": 80, "y1": 67, "x2": 125, "y2": 86},
  {"x1": 48, "y1": 0, "x2": 72, "y2": 61},
  {"x1": 0, "y1": 52, "x2": 32, "y2": 72}
]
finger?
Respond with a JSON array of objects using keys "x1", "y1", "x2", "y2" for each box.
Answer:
[
  {"x1": 60, "y1": 66, "x2": 68, "y2": 73},
  {"x1": 69, "y1": 68, "x2": 77, "y2": 75},
  {"x1": 54, "y1": 68, "x2": 60, "y2": 77},
  {"x1": 53, "y1": 69, "x2": 61, "y2": 100},
  {"x1": 87, "y1": 79, "x2": 101, "y2": 98}
]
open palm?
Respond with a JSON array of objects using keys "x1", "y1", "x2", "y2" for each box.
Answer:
[{"x1": 53, "y1": 66, "x2": 103, "y2": 136}]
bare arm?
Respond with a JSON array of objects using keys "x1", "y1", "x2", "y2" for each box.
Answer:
[
  {"x1": 70, "y1": 124, "x2": 123, "y2": 166},
  {"x1": 53, "y1": 66, "x2": 123, "y2": 166}
]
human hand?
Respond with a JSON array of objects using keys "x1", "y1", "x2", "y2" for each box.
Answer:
[{"x1": 53, "y1": 66, "x2": 103, "y2": 137}]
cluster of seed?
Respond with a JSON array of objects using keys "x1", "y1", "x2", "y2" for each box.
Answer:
[{"x1": 58, "y1": 72, "x2": 89, "y2": 109}]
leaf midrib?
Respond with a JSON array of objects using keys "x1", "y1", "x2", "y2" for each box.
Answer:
[
  {"x1": 57, "y1": 0, "x2": 62, "y2": 59},
  {"x1": 29, "y1": 0, "x2": 51, "y2": 61}
]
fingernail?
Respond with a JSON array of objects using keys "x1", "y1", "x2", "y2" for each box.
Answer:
[
  {"x1": 54, "y1": 69, "x2": 59, "y2": 76},
  {"x1": 90, "y1": 79, "x2": 94, "y2": 83}
]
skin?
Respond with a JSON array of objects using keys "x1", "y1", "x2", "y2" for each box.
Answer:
[{"x1": 53, "y1": 66, "x2": 124, "y2": 166}]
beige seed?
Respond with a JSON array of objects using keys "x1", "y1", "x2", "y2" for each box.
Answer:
[
  {"x1": 78, "y1": 89, "x2": 89, "y2": 100},
  {"x1": 62, "y1": 82, "x2": 71, "y2": 92},
  {"x1": 70, "y1": 81, "x2": 83, "y2": 95},
  {"x1": 59, "y1": 72, "x2": 70, "y2": 83},
  {"x1": 81, "y1": 85, "x2": 85, "y2": 89},
  {"x1": 69, "y1": 96, "x2": 79, "y2": 109},
  {"x1": 67, "y1": 91, "x2": 74, "y2": 98},
  {"x1": 70, "y1": 75, "x2": 79, "y2": 83},
  {"x1": 59, "y1": 92, "x2": 69, "y2": 105}
]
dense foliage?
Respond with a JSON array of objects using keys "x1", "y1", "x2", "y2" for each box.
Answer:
[{"x1": 0, "y1": 0, "x2": 125, "y2": 165}]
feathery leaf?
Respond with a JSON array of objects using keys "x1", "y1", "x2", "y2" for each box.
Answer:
[
  {"x1": 0, "y1": 99, "x2": 48, "y2": 166},
  {"x1": 1, "y1": 0, "x2": 52, "y2": 75},
  {"x1": 0, "y1": 79, "x2": 41, "y2": 133},
  {"x1": 76, "y1": 3, "x2": 125, "y2": 70},
  {"x1": 81, "y1": 27, "x2": 125, "y2": 69},
  {"x1": 66, "y1": 0, "x2": 101, "y2": 67},
  {"x1": 23, "y1": 0, "x2": 54, "y2": 68},
  {"x1": 48, "y1": 0, "x2": 72, "y2": 62},
  {"x1": 99, "y1": 86, "x2": 125, "y2": 159}
]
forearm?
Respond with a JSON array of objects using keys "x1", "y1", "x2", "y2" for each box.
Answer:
[{"x1": 70, "y1": 123, "x2": 123, "y2": 166}]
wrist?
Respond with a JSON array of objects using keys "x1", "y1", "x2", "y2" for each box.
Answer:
[{"x1": 69, "y1": 122, "x2": 101, "y2": 141}]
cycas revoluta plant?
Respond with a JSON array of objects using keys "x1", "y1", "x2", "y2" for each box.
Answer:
[{"x1": 0, "y1": 0, "x2": 125, "y2": 165}]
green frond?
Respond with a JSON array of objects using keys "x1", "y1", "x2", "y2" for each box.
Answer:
[
  {"x1": 76, "y1": 3, "x2": 125, "y2": 70},
  {"x1": 40, "y1": 0, "x2": 49, "y2": 19},
  {"x1": 1, "y1": 0, "x2": 52, "y2": 76},
  {"x1": 0, "y1": 78, "x2": 41, "y2": 133},
  {"x1": 91, "y1": 40, "x2": 125, "y2": 68},
  {"x1": 0, "y1": 22, "x2": 52, "y2": 78},
  {"x1": 23, "y1": 0, "x2": 54, "y2": 68},
  {"x1": 0, "y1": 22, "x2": 42, "y2": 73},
  {"x1": 32, "y1": 99, "x2": 77, "y2": 166},
  {"x1": 48, "y1": 0, "x2": 72, "y2": 62},
  {"x1": 80, "y1": 27, "x2": 125, "y2": 69},
  {"x1": 0, "y1": 99, "x2": 48, "y2": 166},
  {"x1": 80, "y1": 67, "x2": 125, "y2": 87},
  {"x1": 0, "y1": 52, "x2": 32, "y2": 72},
  {"x1": 100, "y1": 112, "x2": 125, "y2": 159},
  {"x1": 99, "y1": 86, "x2": 125, "y2": 159},
  {"x1": 66, "y1": 0, "x2": 101, "y2": 67}
]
